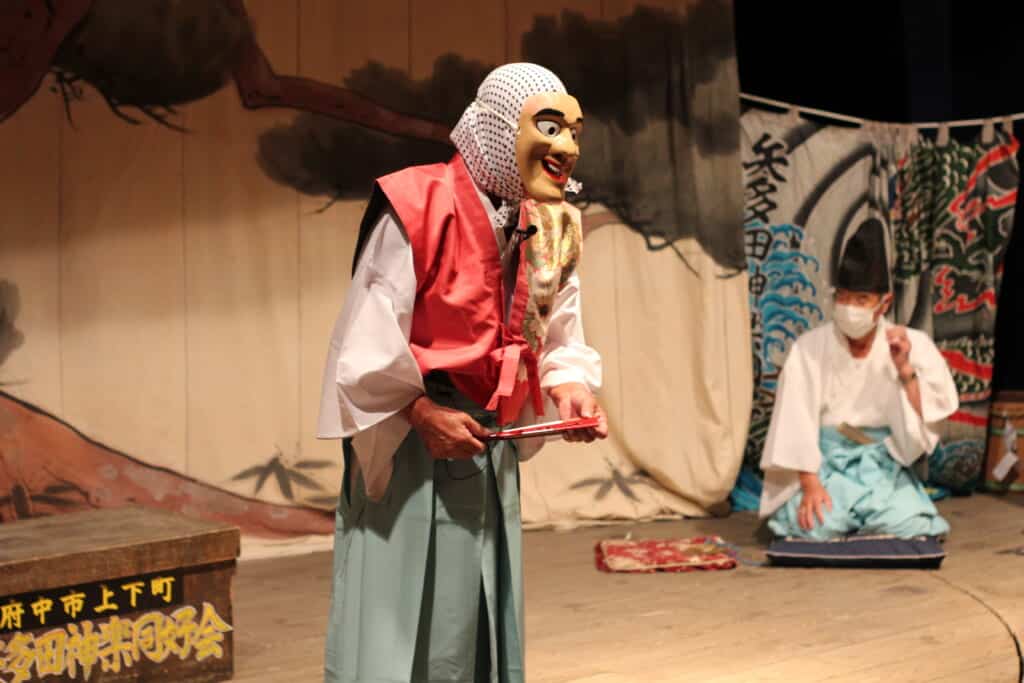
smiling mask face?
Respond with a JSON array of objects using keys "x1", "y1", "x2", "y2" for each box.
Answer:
[{"x1": 514, "y1": 92, "x2": 583, "y2": 202}]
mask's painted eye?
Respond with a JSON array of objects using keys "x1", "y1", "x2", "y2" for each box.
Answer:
[
  {"x1": 570, "y1": 127, "x2": 580, "y2": 142},
  {"x1": 536, "y1": 120, "x2": 561, "y2": 137}
]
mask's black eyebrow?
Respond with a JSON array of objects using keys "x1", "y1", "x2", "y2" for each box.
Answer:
[{"x1": 534, "y1": 108, "x2": 584, "y2": 124}]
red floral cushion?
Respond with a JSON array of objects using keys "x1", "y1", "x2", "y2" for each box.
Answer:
[{"x1": 595, "y1": 536, "x2": 737, "y2": 573}]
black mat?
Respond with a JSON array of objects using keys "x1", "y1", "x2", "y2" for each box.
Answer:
[{"x1": 766, "y1": 536, "x2": 946, "y2": 569}]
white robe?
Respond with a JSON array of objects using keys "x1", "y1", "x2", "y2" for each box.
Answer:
[
  {"x1": 317, "y1": 183, "x2": 602, "y2": 500},
  {"x1": 758, "y1": 319, "x2": 959, "y2": 517}
]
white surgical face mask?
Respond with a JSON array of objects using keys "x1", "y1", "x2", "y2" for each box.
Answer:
[{"x1": 833, "y1": 303, "x2": 879, "y2": 339}]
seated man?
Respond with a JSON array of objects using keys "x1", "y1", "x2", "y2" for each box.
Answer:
[{"x1": 759, "y1": 218, "x2": 959, "y2": 540}]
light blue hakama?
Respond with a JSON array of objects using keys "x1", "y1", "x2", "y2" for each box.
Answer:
[
  {"x1": 325, "y1": 374, "x2": 523, "y2": 683},
  {"x1": 768, "y1": 427, "x2": 950, "y2": 540}
]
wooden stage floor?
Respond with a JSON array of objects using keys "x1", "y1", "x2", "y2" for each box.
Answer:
[{"x1": 232, "y1": 493, "x2": 1024, "y2": 682}]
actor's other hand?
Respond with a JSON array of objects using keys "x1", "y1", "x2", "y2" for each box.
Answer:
[
  {"x1": 404, "y1": 396, "x2": 488, "y2": 460},
  {"x1": 548, "y1": 382, "x2": 609, "y2": 443},
  {"x1": 886, "y1": 325, "x2": 913, "y2": 377},
  {"x1": 797, "y1": 472, "x2": 833, "y2": 531}
]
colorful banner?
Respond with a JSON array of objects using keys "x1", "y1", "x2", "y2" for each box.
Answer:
[{"x1": 738, "y1": 108, "x2": 1017, "y2": 494}]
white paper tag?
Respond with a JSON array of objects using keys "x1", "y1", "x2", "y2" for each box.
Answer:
[{"x1": 993, "y1": 451, "x2": 1019, "y2": 482}]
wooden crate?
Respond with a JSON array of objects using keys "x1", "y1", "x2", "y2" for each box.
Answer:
[
  {"x1": 985, "y1": 391, "x2": 1024, "y2": 492},
  {"x1": 0, "y1": 506, "x2": 240, "y2": 682}
]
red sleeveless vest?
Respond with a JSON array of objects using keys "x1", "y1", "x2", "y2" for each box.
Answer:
[{"x1": 376, "y1": 153, "x2": 545, "y2": 425}]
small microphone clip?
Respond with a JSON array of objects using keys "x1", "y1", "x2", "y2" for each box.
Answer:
[{"x1": 514, "y1": 224, "x2": 538, "y2": 240}]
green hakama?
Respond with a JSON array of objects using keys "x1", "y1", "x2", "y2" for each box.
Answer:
[
  {"x1": 767, "y1": 426, "x2": 950, "y2": 540},
  {"x1": 325, "y1": 376, "x2": 524, "y2": 683}
]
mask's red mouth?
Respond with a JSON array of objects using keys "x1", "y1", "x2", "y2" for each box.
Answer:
[{"x1": 541, "y1": 156, "x2": 569, "y2": 184}]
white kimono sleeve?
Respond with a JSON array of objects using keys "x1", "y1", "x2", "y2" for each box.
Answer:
[
  {"x1": 539, "y1": 271, "x2": 602, "y2": 393},
  {"x1": 883, "y1": 328, "x2": 960, "y2": 466},
  {"x1": 517, "y1": 271, "x2": 603, "y2": 461},
  {"x1": 316, "y1": 207, "x2": 423, "y2": 500},
  {"x1": 758, "y1": 339, "x2": 824, "y2": 517}
]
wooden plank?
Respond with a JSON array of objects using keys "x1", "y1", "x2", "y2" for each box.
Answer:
[
  {"x1": 0, "y1": 91, "x2": 62, "y2": 414},
  {"x1": 232, "y1": 552, "x2": 328, "y2": 680},
  {"x1": 0, "y1": 506, "x2": 240, "y2": 563},
  {"x1": 409, "y1": 0, "x2": 506, "y2": 81},
  {"x1": 227, "y1": 496, "x2": 1024, "y2": 681},
  {"x1": 931, "y1": 658, "x2": 1024, "y2": 682},
  {"x1": 815, "y1": 616, "x2": 1013, "y2": 682},
  {"x1": 295, "y1": 0, "x2": 412, "y2": 496},
  {"x1": 522, "y1": 505, "x2": 1006, "y2": 679},
  {"x1": 937, "y1": 497, "x2": 1024, "y2": 672},
  {"x1": 58, "y1": 82, "x2": 187, "y2": 471},
  {"x1": 227, "y1": 499, "x2": 1024, "y2": 681},
  {"x1": 181, "y1": 0, "x2": 303, "y2": 507},
  {"x1": 696, "y1": 615, "x2": 1009, "y2": 682},
  {"x1": 0, "y1": 507, "x2": 239, "y2": 594}
]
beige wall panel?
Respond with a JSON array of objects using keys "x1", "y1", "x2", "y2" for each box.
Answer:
[
  {"x1": 182, "y1": 0, "x2": 304, "y2": 506},
  {"x1": 299, "y1": 0, "x2": 410, "y2": 82},
  {"x1": 410, "y1": 0, "x2": 506, "y2": 80},
  {"x1": 0, "y1": 91, "x2": 62, "y2": 415},
  {"x1": 58, "y1": 89, "x2": 187, "y2": 471},
  {"x1": 577, "y1": 223, "x2": 625, "y2": 435},
  {"x1": 297, "y1": 0, "x2": 412, "y2": 481},
  {"x1": 718, "y1": 267, "x2": 753, "y2": 484},
  {"x1": 612, "y1": 233, "x2": 748, "y2": 508}
]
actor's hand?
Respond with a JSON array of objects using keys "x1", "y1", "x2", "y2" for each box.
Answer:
[
  {"x1": 886, "y1": 326, "x2": 913, "y2": 377},
  {"x1": 797, "y1": 472, "x2": 832, "y2": 531},
  {"x1": 548, "y1": 382, "x2": 608, "y2": 443},
  {"x1": 404, "y1": 396, "x2": 488, "y2": 460}
]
